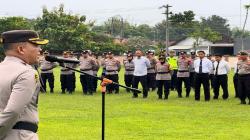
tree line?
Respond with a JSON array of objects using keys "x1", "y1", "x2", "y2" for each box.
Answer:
[{"x1": 0, "y1": 4, "x2": 247, "y2": 59}]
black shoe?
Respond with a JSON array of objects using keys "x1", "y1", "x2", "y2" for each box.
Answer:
[
  {"x1": 241, "y1": 100, "x2": 247, "y2": 104},
  {"x1": 164, "y1": 97, "x2": 168, "y2": 100},
  {"x1": 186, "y1": 95, "x2": 189, "y2": 98},
  {"x1": 61, "y1": 90, "x2": 65, "y2": 94},
  {"x1": 50, "y1": 89, "x2": 54, "y2": 93},
  {"x1": 143, "y1": 96, "x2": 147, "y2": 98},
  {"x1": 158, "y1": 96, "x2": 163, "y2": 99},
  {"x1": 178, "y1": 95, "x2": 183, "y2": 98},
  {"x1": 213, "y1": 96, "x2": 218, "y2": 100},
  {"x1": 132, "y1": 95, "x2": 138, "y2": 98}
]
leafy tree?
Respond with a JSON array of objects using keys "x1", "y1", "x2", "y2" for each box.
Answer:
[
  {"x1": 201, "y1": 15, "x2": 231, "y2": 37},
  {"x1": 190, "y1": 24, "x2": 222, "y2": 51},
  {"x1": 34, "y1": 4, "x2": 90, "y2": 53}
]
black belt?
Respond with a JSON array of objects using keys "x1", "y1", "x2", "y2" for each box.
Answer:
[
  {"x1": 41, "y1": 69, "x2": 53, "y2": 71},
  {"x1": 13, "y1": 121, "x2": 38, "y2": 133},
  {"x1": 178, "y1": 70, "x2": 189, "y2": 72},
  {"x1": 147, "y1": 68, "x2": 154, "y2": 70},
  {"x1": 80, "y1": 69, "x2": 92, "y2": 71},
  {"x1": 61, "y1": 69, "x2": 70, "y2": 72},
  {"x1": 239, "y1": 74, "x2": 250, "y2": 77},
  {"x1": 125, "y1": 69, "x2": 134, "y2": 71},
  {"x1": 106, "y1": 70, "x2": 117, "y2": 72},
  {"x1": 157, "y1": 72, "x2": 170, "y2": 74}
]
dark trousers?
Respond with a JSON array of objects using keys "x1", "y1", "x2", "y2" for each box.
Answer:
[
  {"x1": 213, "y1": 75, "x2": 229, "y2": 99},
  {"x1": 132, "y1": 75, "x2": 148, "y2": 98},
  {"x1": 60, "y1": 74, "x2": 73, "y2": 93},
  {"x1": 190, "y1": 72, "x2": 195, "y2": 88},
  {"x1": 80, "y1": 74, "x2": 93, "y2": 94},
  {"x1": 209, "y1": 74, "x2": 215, "y2": 89},
  {"x1": 170, "y1": 70, "x2": 178, "y2": 90},
  {"x1": 233, "y1": 74, "x2": 239, "y2": 98},
  {"x1": 105, "y1": 74, "x2": 119, "y2": 93},
  {"x1": 177, "y1": 77, "x2": 191, "y2": 97},
  {"x1": 238, "y1": 74, "x2": 250, "y2": 103},
  {"x1": 40, "y1": 73, "x2": 54, "y2": 92},
  {"x1": 72, "y1": 72, "x2": 76, "y2": 92},
  {"x1": 93, "y1": 74, "x2": 98, "y2": 92},
  {"x1": 157, "y1": 80, "x2": 170, "y2": 99},
  {"x1": 194, "y1": 73, "x2": 210, "y2": 101},
  {"x1": 147, "y1": 73, "x2": 156, "y2": 91},
  {"x1": 125, "y1": 74, "x2": 133, "y2": 92}
]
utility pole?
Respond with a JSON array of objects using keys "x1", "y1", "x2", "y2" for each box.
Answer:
[
  {"x1": 241, "y1": 4, "x2": 250, "y2": 51},
  {"x1": 160, "y1": 4, "x2": 172, "y2": 55},
  {"x1": 120, "y1": 18, "x2": 124, "y2": 39}
]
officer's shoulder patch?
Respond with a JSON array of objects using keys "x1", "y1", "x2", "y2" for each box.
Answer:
[{"x1": 35, "y1": 72, "x2": 39, "y2": 83}]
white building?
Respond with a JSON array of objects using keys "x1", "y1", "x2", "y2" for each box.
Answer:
[{"x1": 169, "y1": 37, "x2": 234, "y2": 55}]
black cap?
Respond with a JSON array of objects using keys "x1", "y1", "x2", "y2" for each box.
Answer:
[
  {"x1": 190, "y1": 52, "x2": 196, "y2": 55},
  {"x1": 179, "y1": 51, "x2": 186, "y2": 55},
  {"x1": 159, "y1": 55, "x2": 166, "y2": 59},
  {"x1": 43, "y1": 50, "x2": 49, "y2": 55},
  {"x1": 214, "y1": 54, "x2": 222, "y2": 57},
  {"x1": 127, "y1": 53, "x2": 133, "y2": 57},
  {"x1": 1, "y1": 30, "x2": 49, "y2": 45},
  {"x1": 239, "y1": 51, "x2": 248, "y2": 56},
  {"x1": 103, "y1": 52, "x2": 107, "y2": 55},
  {"x1": 107, "y1": 51, "x2": 113, "y2": 55},
  {"x1": 82, "y1": 50, "x2": 89, "y2": 54}
]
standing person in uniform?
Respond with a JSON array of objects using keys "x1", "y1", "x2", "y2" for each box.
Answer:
[
  {"x1": 189, "y1": 52, "x2": 196, "y2": 89},
  {"x1": 104, "y1": 52, "x2": 121, "y2": 94},
  {"x1": 207, "y1": 54, "x2": 215, "y2": 89},
  {"x1": 101, "y1": 52, "x2": 107, "y2": 77},
  {"x1": 146, "y1": 50, "x2": 157, "y2": 91},
  {"x1": 155, "y1": 55, "x2": 171, "y2": 99},
  {"x1": 212, "y1": 54, "x2": 230, "y2": 100},
  {"x1": 237, "y1": 51, "x2": 250, "y2": 104},
  {"x1": 39, "y1": 51, "x2": 57, "y2": 93},
  {"x1": 0, "y1": 30, "x2": 48, "y2": 140},
  {"x1": 132, "y1": 49, "x2": 151, "y2": 98},
  {"x1": 60, "y1": 51, "x2": 73, "y2": 94},
  {"x1": 123, "y1": 53, "x2": 135, "y2": 93},
  {"x1": 176, "y1": 52, "x2": 192, "y2": 98},
  {"x1": 167, "y1": 50, "x2": 178, "y2": 90},
  {"x1": 233, "y1": 52, "x2": 241, "y2": 98},
  {"x1": 79, "y1": 50, "x2": 97, "y2": 95},
  {"x1": 68, "y1": 51, "x2": 78, "y2": 92},
  {"x1": 194, "y1": 51, "x2": 213, "y2": 101},
  {"x1": 92, "y1": 52, "x2": 100, "y2": 93}
]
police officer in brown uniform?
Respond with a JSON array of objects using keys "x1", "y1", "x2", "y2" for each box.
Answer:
[
  {"x1": 123, "y1": 53, "x2": 135, "y2": 93},
  {"x1": 68, "y1": 51, "x2": 78, "y2": 92},
  {"x1": 146, "y1": 50, "x2": 157, "y2": 91},
  {"x1": 0, "y1": 30, "x2": 48, "y2": 140},
  {"x1": 155, "y1": 55, "x2": 171, "y2": 99},
  {"x1": 237, "y1": 51, "x2": 250, "y2": 104},
  {"x1": 91, "y1": 52, "x2": 100, "y2": 93},
  {"x1": 104, "y1": 52, "x2": 121, "y2": 94},
  {"x1": 60, "y1": 51, "x2": 74, "y2": 94},
  {"x1": 189, "y1": 52, "x2": 196, "y2": 88},
  {"x1": 79, "y1": 50, "x2": 97, "y2": 95},
  {"x1": 177, "y1": 52, "x2": 192, "y2": 98},
  {"x1": 39, "y1": 51, "x2": 57, "y2": 93}
]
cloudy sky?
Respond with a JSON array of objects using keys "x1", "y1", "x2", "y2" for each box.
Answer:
[{"x1": 1, "y1": 0, "x2": 250, "y2": 29}]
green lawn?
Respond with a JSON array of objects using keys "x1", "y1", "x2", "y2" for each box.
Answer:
[{"x1": 38, "y1": 68, "x2": 250, "y2": 140}]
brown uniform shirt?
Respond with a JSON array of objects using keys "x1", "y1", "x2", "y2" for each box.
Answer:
[
  {"x1": 79, "y1": 56, "x2": 96, "y2": 75},
  {"x1": 0, "y1": 56, "x2": 40, "y2": 140},
  {"x1": 123, "y1": 59, "x2": 135, "y2": 75},
  {"x1": 104, "y1": 58, "x2": 121, "y2": 75},
  {"x1": 147, "y1": 57, "x2": 157, "y2": 73},
  {"x1": 155, "y1": 62, "x2": 171, "y2": 80},
  {"x1": 39, "y1": 57, "x2": 57, "y2": 73},
  {"x1": 177, "y1": 58, "x2": 191, "y2": 77},
  {"x1": 237, "y1": 59, "x2": 250, "y2": 75}
]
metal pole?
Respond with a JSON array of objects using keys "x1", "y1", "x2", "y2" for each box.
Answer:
[{"x1": 102, "y1": 92, "x2": 105, "y2": 140}]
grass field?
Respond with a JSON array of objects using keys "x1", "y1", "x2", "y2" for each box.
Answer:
[{"x1": 38, "y1": 68, "x2": 250, "y2": 140}]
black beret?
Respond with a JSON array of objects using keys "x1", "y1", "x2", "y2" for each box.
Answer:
[
  {"x1": 1, "y1": 30, "x2": 48, "y2": 45},
  {"x1": 190, "y1": 52, "x2": 196, "y2": 55},
  {"x1": 239, "y1": 51, "x2": 248, "y2": 56},
  {"x1": 82, "y1": 50, "x2": 89, "y2": 54}
]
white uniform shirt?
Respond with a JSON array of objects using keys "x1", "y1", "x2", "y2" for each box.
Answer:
[
  {"x1": 133, "y1": 56, "x2": 151, "y2": 76},
  {"x1": 213, "y1": 60, "x2": 230, "y2": 75},
  {"x1": 194, "y1": 58, "x2": 213, "y2": 74}
]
